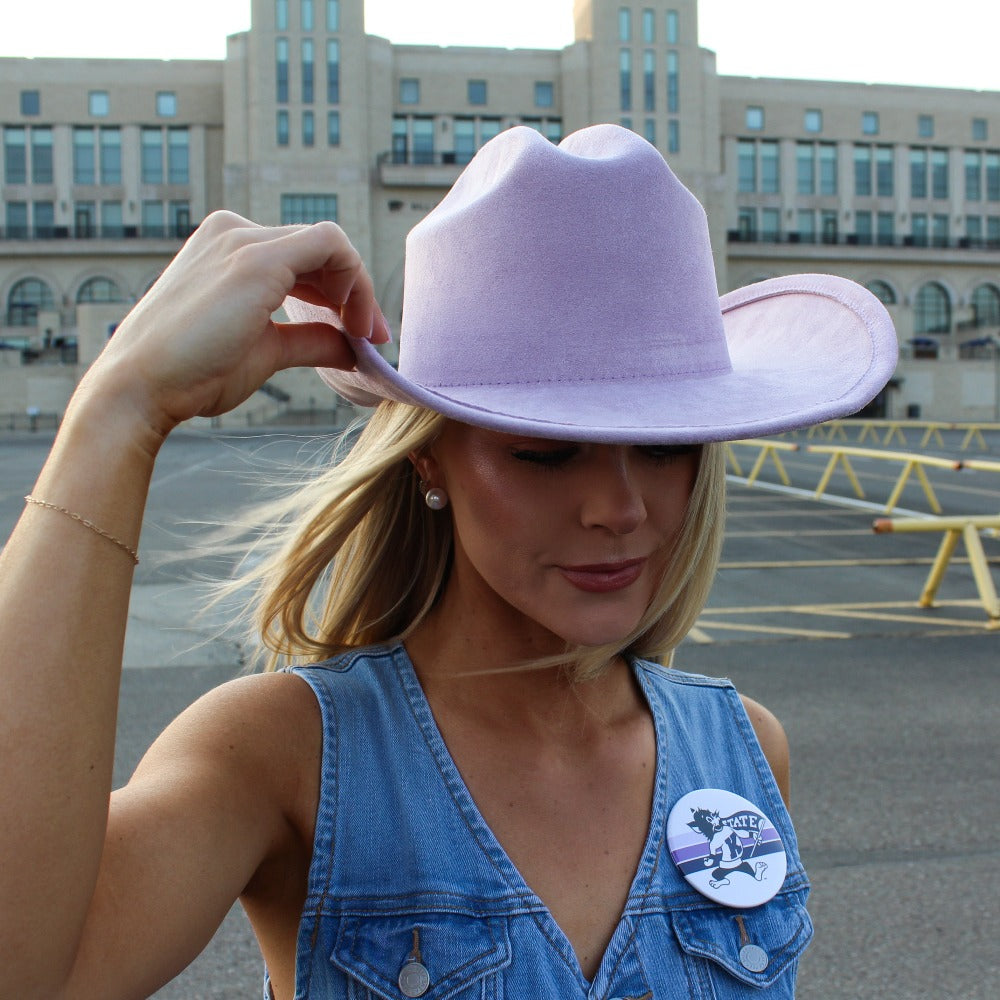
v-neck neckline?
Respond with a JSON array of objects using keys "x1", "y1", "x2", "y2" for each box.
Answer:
[{"x1": 392, "y1": 644, "x2": 669, "y2": 994}]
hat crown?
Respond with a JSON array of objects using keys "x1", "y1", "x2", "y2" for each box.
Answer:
[{"x1": 398, "y1": 125, "x2": 732, "y2": 389}]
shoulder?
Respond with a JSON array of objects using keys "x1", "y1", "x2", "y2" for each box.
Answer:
[{"x1": 739, "y1": 694, "x2": 791, "y2": 807}]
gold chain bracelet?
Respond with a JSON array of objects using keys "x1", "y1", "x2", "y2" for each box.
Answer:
[{"x1": 24, "y1": 495, "x2": 139, "y2": 565}]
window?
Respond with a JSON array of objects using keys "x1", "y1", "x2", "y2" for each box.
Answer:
[
  {"x1": 745, "y1": 106, "x2": 764, "y2": 131},
  {"x1": 156, "y1": 92, "x2": 177, "y2": 117},
  {"x1": 78, "y1": 277, "x2": 125, "y2": 303},
  {"x1": 620, "y1": 50, "x2": 632, "y2": 112},
  {"x1": 413, "y1": 117, "x2": 434, "y2": 164},
  {"x1": 141, "y1": 128, "x2": 163, "y2": 184},
  {"x1": 876, "y1": 146, "x2": 894, "y2": 197},
  {"x1": 276, "y1": 0, "x2": 288, "y2": 30},
  {"x1": 392, "y1": 116, "x2": 408, "y2": 163},
  {"x1": 20, "y1": 90, "x2": 40, "y2": 116},
  {"x1": 481, "y1": 117, "x2": 502, "y2": 145},
  {"x1": 99, "y1": 202, "x2": 122, "y2": 237},
  {"x1": 89, "y1": 91, "x2": 109, "y2": 117},
  {"x1": 666, "y1": 9, "x2": 679, "y2": 44},
  {"x1": 666, "y1": 50, "x2": 678, "y2": 113},
  {"x1": 931, "y1": 149, "x2": 949, "y2": 199},
  {"x1": 643, "y1": 51, "x2": 655, "y2": 112},
  {"x1": 877, "y1": 211, "x2": 894, "y2": 245},
  {"x1": 918, "y1": 114, "x2": 934, "y2": 138},
  {"x1": 973, "y1": 117, "x2": 988, "y2": 141},
  {"x1": 796, "y1": 209, "x2": 815, "y2": 242},
  {"x1": 534, "y1": 82, "x2": 554, "y2": 108},
  {"x1": 33, "y1": 201, "x2": 54, "y2": 237},
  {"x1": 167, "y1": 128, "x2": 189, "y2": 184},
  {"x1": 98, "y1": 128, "x2": 121, "y2": 184},
  {"x1": 915, "y1": 282, "x2": 950, "y2": 334},
  {"x1": 399, "y1": 78, "x2": 420, "y2": 105},
  {"x1": 31, "y1": 127, "x2": 53, "y2": 184},
  {"x1": 302, "y1": 110, "x2": 315, "y2": 147},
  {"x1": 910, "y1": 147, "x2": 927, "y2": 198},
  {"x1": 932, "y1": 213, "x2": 949, "y2": 246},
  {"x1": 142, "y1": 200, "x2": 164, "y2": 236},
  {"x1": 5, "y1": 127, "x2": 27, "y2": 184},
  {"x1": 468, "y1": 80, "x2": 487, "y2": 105},
  {"x1": 667, "y1": 119, "x2": 679, "y2": 154},
  {"x1": 762, "y1": 207, "x2": 780, "y2": 241},
  {"x1": 301, "y1": 0, "x2": 314, "y2": 32},
  {"x1": 73, "y1": 128, "x2": 96, "y2": 185},
  {"x1": 327, "y1": 39, "x2": 340, "y2": 103},
  {"x1": 280, "y1": 193, "x2": 338, "y2": 224},
  {"x1": 804, "y1": 109, "x2": 822, "y2": 133},
  {"x1": 737, "y1": 140, "x2": 756, "y2": 192},
  {"x1": 862, "y1": 111, "x2": 879, "y2": 135},
  {"x1": 642, "y1": 8, "x2": 655, "y2": 42},
  {"x1": 796, "y1": 142, "x2": 815, "y2": 195},
  {"x1": 854, "y1": 210, "x2": 872, "y2": 245},
  {"x1": 7, "y1": 277, "x2": 55, "y2": 326},
  {"x1": 326, "y1": 0, "x2": 339, "y2": 30},
  {"x1": 988, "y1": 152, "x2": 1000, "y2": 201},
  {"x1": 619, "y1": 7, "x2": 631, "y2": 42},
  {"x1": 5, "y1": 202, "x2": 28, "y2": 238},
  {"x1": 819, "y1": 143, "x2": 837, "y2": 195},
  {"x1": 854, "y1": 144, "x2": 872, "y2": 196},
  {"x1": 866, "y1": 280, "x2": 895, "y2": 305},
  {"x1": 761, "y1": 141, "x2": 779, "y2": 193},
  {"x1": 327, "y1": 110, "x2": 340, "y2": 146},
  {"x1": 302, "y1": 39, "x2": 314, "y2": 103},
  {"x1": 966, "y1": 215, "x2": 983, "y2": 244},
  {"x1": 971, "y1": 284, "x2": 1000, "y2": 326},
  {"x1": 911, "y1": 212, "x2": 928, "y2": 246},
  {"x1": 737, "y1": 207, "x2": 757, "y2": 241},
  {"x1": 989, "y1": 216, "x2": 1000, "y2": 246},
  {"x1": 644, "y1": 118, "x2": 656, "y2": 145},
  {"x1": 966, "y1": 151, "x2": 982, "y2": 201},
  {"x1": 276, "y1": 38, "x2": 289, "y2": 104},
  {"x1": 169, "y1": 200, "x2": 191, "y2": 237},
  {"x1": 821, "y1": 209, "x2": 838, "y2": 244},
  {"x1": 544, "y1": 119, "x2": 562, "y2": 143},
  {"x1": 455, "y1": 118, "x2": 476, "y2": 164},
  {"x1": 74, "y1": 201, "x2": 96, "y2": 238},
  {"x1": 277, "y1": 110, "x2": 290, "y2": 146}
]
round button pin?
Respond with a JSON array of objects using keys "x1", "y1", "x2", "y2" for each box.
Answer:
[
  {"x1": 666, "y1": 788, "x2": 787, "y2": 908},
  {"x1": 398, "y1": 960, "x2": 430, "y2": 998}
]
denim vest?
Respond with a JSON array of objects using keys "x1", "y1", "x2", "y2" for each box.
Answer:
[{"x1": 267, "y1": 644, "x2": 812, "y2": 999}]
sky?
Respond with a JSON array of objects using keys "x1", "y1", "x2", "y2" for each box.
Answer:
[{"x1": 3, "y1": 0, "x2": 1000, "y2": 92}]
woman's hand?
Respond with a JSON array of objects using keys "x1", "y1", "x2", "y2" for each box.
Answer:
[{"x1": 82, "y1": 211, "x2": 389, "y2": 441}]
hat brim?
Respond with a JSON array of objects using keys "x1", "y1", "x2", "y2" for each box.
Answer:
[{"x1": 289, "y1": 273, "x2": 897, "y2": 444}]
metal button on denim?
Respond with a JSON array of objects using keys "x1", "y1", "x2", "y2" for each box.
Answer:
[
  {"x1": 739, "y1": 943, "x2": 770, "y2": 972},
  {"x1": 398, "y1": 960, "x2": 430, "y2": 997}
]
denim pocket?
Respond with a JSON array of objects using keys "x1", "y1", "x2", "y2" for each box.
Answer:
[
  {"x1": 670, "y1": 893, "x2": 813, "y2": 994},
  {"x1": 331, "y1": 912, "x2": 512, "y2": 1000}
]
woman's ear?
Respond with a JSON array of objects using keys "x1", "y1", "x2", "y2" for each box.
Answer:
[{"x1": 408, "y1": 449, "x2": 438, "y2": 485}]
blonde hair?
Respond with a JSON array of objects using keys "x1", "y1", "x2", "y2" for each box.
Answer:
[{"x1": 226, "y1": 401, "x2": 725, "y2": 679}]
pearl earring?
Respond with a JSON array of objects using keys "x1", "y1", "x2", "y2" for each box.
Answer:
[{"x1": 424, "y1": 487, "x2": 449, "y2": 511}]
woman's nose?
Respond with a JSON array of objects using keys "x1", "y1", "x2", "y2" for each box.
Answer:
[{"x1": 579, "y1": 449, "x2": 646, "y2": 534}]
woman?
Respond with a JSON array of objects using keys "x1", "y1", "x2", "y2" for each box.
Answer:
[{"x1": 0, "y1": 125, "x2": 896, "y2": 999}]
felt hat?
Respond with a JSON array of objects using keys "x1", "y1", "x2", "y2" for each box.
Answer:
[{"x1": 284, "y1": 124, "x2": 898, "y2": 443}]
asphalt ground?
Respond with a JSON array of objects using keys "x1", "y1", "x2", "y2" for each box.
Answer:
[{"x1": 2, "y1": 425, "x2": 998, "y2": 999}]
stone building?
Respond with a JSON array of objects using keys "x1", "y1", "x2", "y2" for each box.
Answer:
[{"x1": 2, "y1": 0, "x2": 998, "y2": 425}]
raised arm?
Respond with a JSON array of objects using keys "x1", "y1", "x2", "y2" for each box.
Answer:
[{"x1": 0, "y1": 212, "x2": 385, "y2": 998}]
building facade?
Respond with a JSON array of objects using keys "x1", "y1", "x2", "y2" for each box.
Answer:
[{"x1": 2, "y1": 0, "x2": 999, "y2": 424}]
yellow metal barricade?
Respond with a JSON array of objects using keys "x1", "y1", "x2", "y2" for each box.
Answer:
[
  {"x1": 807, "y1": 445, "x2": 962, "y2": 514},
  {"x1": 727, "y1": 439, "x2": 799, "y2": 486},
  {"x1": 873, "y1": 515, "x2": 1000, "y2": 623}
]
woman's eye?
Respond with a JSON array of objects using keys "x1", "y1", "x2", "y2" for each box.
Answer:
[
  {"x1": 511, "y1": 446, "x2": 579, "y2": 467},
  {"x1": 638, "y1": 444, "x2": 700, "y2": 463}
]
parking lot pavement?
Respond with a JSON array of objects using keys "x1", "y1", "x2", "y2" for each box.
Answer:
[{"x1": 3, "y1": 427, "x2": 998, "y2": 998}]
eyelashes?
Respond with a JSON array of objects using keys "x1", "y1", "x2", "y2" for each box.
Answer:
[{"x1": 510, "y1": 444, "x2": 699, "y2": 469}]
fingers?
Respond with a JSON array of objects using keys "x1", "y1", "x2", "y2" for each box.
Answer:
[{"x1": 271, "y1": 322, "x2": 359, "y2": 372}]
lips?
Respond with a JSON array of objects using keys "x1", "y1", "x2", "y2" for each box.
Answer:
[{"x1": 558, "y1": 558, "x2": 647, "y2": 593}]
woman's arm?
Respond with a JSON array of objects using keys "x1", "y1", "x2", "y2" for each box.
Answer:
[
  {"x1": 0, "y1": 212, "x2": 384, "y2": 998},
  {"x1": 740, "y1": 694, "x2": 791, "y2": 807}
]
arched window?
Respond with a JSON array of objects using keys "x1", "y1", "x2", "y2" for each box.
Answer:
[
  {"x1": 865, "y1": 279, "x2": 896, "y2": 305},
  {"x1": 914, "y1": 282, "x2": 951, "y2": 334},
  {"x1": 77, "y1": 277, "x2": 124, "y2": 304},
  {"x1": 970, "y1": 283, "x2": 1000, "y2": 327},
  {"x1": 6, "y1": 277, "x2": 55, "y2": 327}
]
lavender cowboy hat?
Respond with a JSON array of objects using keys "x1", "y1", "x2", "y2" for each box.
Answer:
[{"x1": 284, "y1": 124, "x2": 898, "y2": 443}]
